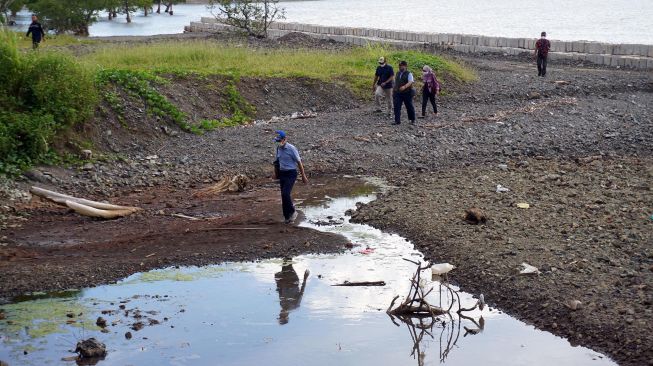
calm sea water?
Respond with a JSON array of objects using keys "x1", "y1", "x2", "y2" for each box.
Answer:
[{"x1": 10, "y1": 0, "x2": 653, "y2": 44}]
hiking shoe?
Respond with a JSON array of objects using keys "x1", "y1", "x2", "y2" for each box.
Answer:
[
  {"x1": 409, "y1": 120, "x2": 415, "y2": 124},
  {"x1": 391, "y1": 122, "x2": 400, "y2": 125},
  {"x1": 289, "y1": 210, "x2": 298, "y2": 223}
]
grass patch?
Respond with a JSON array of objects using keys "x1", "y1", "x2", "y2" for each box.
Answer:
[
  {"x1": 13, "y1": 31, "x2": 95, "y2": 49},
  {"x1": 81, "y1": 41, "x2": 476, "y2": 97},
  {"x1": 96, "y1": 69, "x2": 189, "y2": 130}
]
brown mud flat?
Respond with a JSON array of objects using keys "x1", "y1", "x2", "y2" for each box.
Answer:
[
  {"x1": 352, "y1": 156, "x2": 653, "y2": 366},
  {"x1": 0, "y1": 177, "x2": 370, "y2": 302}
]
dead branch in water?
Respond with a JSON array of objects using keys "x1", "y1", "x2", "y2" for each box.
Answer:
[
  {"x1": 387, "y1": 259, "x2": 487, "y2": 364},
  {"x1": 332, "y1": 281, "x2": 386, "y2": 287}
]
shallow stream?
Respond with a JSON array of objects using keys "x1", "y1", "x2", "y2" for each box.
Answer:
[{"x1": 0, "y1": 179, "x2": 615, "y2": 365}]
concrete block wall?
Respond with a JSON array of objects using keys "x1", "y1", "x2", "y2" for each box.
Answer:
[{"x1": 185, "y1": 19, "x2": 653, "y2": 70}]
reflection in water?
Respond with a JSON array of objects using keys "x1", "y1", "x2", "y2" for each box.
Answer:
[{"x1": 275, "y1": 260, "x2": 309, "y2": 325}]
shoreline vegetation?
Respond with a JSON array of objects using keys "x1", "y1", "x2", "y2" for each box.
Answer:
[{"x1": 0, "y1": 29, "x2": 475, "y2": 175}]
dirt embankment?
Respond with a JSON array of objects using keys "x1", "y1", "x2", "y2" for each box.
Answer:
[
  {"x1": 0, "y1": 176, "x2": 375, "y2": 302},
  {"x1": 1, "y1": 33, "x2": 652, "y2": 365}
]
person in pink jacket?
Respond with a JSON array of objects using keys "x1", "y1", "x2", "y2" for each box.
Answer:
[{"x1": 419, "y1": 65, "x2": 440, "y2": 119}]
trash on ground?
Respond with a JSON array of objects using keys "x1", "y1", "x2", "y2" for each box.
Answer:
[
  {"x1": 519, "y1": 262, "x2": 540, "y2": 275},
  {"x1": 431, "y1": 263, "x2": 456, "y2": 275},
  {"x1": 516, "y1": 202, "x2": 530, "y2": 209},
  {"x1": 496, "y1": 184, "x2": 510, "y2": 193},
  {"x1": 359, "y1": 247, "x2": 375, "y2": 255},
  {"x1": 332, "y1": 281, "x2": 386, "y2": 287},
  {"x1": 290, "y1": 110, "x2": 318, "y2": 119}
]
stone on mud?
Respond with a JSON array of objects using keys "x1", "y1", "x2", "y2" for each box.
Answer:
[
  {"x1": 75, "y1": 338, "x2": 107, "y2": 359},
  {"x1": 464, "y1": 207, "x2": 487, "y2": 224}
]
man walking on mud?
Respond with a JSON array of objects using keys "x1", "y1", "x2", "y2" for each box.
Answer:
[
  {"x1": 535, "y1": 31, "x2": 551, "y2": 77},
  {"x1": 373, "y1": 56, "x2": 394, "y2": 115},
  {"x1": 274, "y1": 130, "x2": 308, "y2": 224},
  {"x1": 26, "y1": 15, "x2": 45, "y2": 50},
  {"x1": 392, "y1": 61, "x2": 416, "y2": 125}
]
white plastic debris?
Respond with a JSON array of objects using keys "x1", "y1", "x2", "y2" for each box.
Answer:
[
  {"x1": 496, "y1": 184, "x2": 510, "y2": 193},
  {"x1": 431, "y1": 263, "x2": 456, "y2": 275},
  {"x1": 519, "y1": 262, "x2": 541, "y2": 275}
]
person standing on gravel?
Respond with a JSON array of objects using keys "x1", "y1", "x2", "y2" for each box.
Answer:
[
  {"x1": 535, "y1": 31, "x2": 551, "y2": 77},
  {"x1": 26, "y1": 15, "x2": 45, "y2": 50},
  {"x1": 392, "y1": 60, "x2": 416, "y2": 125},
  {"x1": 373, "y1": 56, "x2": 395, "y2": 115},
  {"x1": 418, "y1": 65, "x2": 440, "y2": 119},
  {"x1": 274, "y1": 130, "x2": 308, "y2": 224}
]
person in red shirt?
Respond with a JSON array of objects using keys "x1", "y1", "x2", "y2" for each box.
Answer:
[{"x1": 534, "y1": 31, "x2": 551, "y2": 77}]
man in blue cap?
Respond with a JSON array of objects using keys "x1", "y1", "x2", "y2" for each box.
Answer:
[{"x1": 274, "y1": 130, "x2": 308, "y2": 224}]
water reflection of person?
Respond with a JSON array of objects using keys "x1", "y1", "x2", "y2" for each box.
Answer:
[{"x1": 275, "y1": 260, "x2": 309, "y2": 325}]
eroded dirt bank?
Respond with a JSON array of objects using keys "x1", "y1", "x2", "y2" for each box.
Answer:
[
  {"x1": 1, "y1": 34, "x2": 652, "y2": 365},
  {"x1": 0, "y1": 177, "x2": 368, "y2": 301}
]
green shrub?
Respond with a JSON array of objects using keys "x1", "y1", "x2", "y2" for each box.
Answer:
[
  {"x1": 20, "y1": 51, "x2": 98, "y2": 127},
  {"x1": 0, "y1": 29, "x2": 98, "y2": 175}
]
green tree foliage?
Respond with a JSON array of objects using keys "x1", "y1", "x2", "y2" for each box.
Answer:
[
  {"x1": 29, "y1": 0, "x2": 107, "y2": 35},
  {"x1": 207, "y1": 0, "x2": 284, "y2": 38},
  {"x1": 0, "y1": 30, "x2": 98, "y2": 174}
]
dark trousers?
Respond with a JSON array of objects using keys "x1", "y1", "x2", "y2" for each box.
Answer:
[
  {"x1": 421, "y1": 87, "x2": 437, "y2": 116},
  {"x1": 537, "y1": 55, "x2": 548, "y2": 76},
  {"x1": 393, "y1": 91, "x2": 416, "y2": 124},
  {"x1": 279, "y1": 170, "x2": 297, "y2": 220}
]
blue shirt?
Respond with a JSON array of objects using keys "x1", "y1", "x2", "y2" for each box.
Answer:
[{"x1": 277, "y1": 143, "x2": 301, "y2": 171}]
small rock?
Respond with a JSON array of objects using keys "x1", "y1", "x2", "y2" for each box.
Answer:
[
  {"x1": 82, "y1": 163, "x2": 95, "y2": 171},
  {"x1": 96, "y1": 317, "x2": 107, "y2": 327},
  {"x1": 464, "y1": 207, "x2": 487, "y2": 224},
  {"x1": 125, "y1": 331, "x2": 132, "y2": 340},
  {"x1": 75, "y1": 338, "x2": 106, "y2": 359},
  {"x1": 565, "y1": 300, "x2": 582, "y2": 311}
]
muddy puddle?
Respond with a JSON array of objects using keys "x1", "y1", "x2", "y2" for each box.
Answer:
[{"x1": 0, "y1": 179, "x2": 615, "y2": 365}]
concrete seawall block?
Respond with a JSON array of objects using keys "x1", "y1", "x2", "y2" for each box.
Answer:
[{"x1": 453, "y1": 34, "x2": 462, "y2": 44}]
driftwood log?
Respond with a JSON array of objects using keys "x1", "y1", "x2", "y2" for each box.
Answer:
[{"x1": 30, "y1": 186, "x2": 141, "y2": 219}]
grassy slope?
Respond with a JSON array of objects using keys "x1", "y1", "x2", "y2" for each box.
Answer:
[{"x1": 81, "y1": 41, "x2": 476, "y2": 97}]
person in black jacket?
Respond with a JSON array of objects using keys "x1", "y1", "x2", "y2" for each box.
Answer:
[
  {"x1": 392, "y1": 60, "x2": 416, "y2": 125},
  {"x1": 26, "y1": 15, "x2": 45, "y2": 49}
]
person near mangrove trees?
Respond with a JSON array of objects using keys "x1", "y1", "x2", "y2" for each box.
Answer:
[{"x1": 26, "y1": 15, "x2": 45, "y2": 49}]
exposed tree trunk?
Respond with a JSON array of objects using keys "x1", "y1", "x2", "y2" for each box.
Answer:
[
  {"x1": 124, "y1": 1, "x2": 131, "y2": 23},
  {"x1": 168, "y1": 2, "x2": 173, "y2": 15},
  {"x1": 144, "y1": 6, "x2": 148, "y2": 16},
  {"x1": 108, "y1": 8, "x2": 113, "y2": 20},
  {"x1": 156, "y1": 0, "x2": 161, "y2": 13}
]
